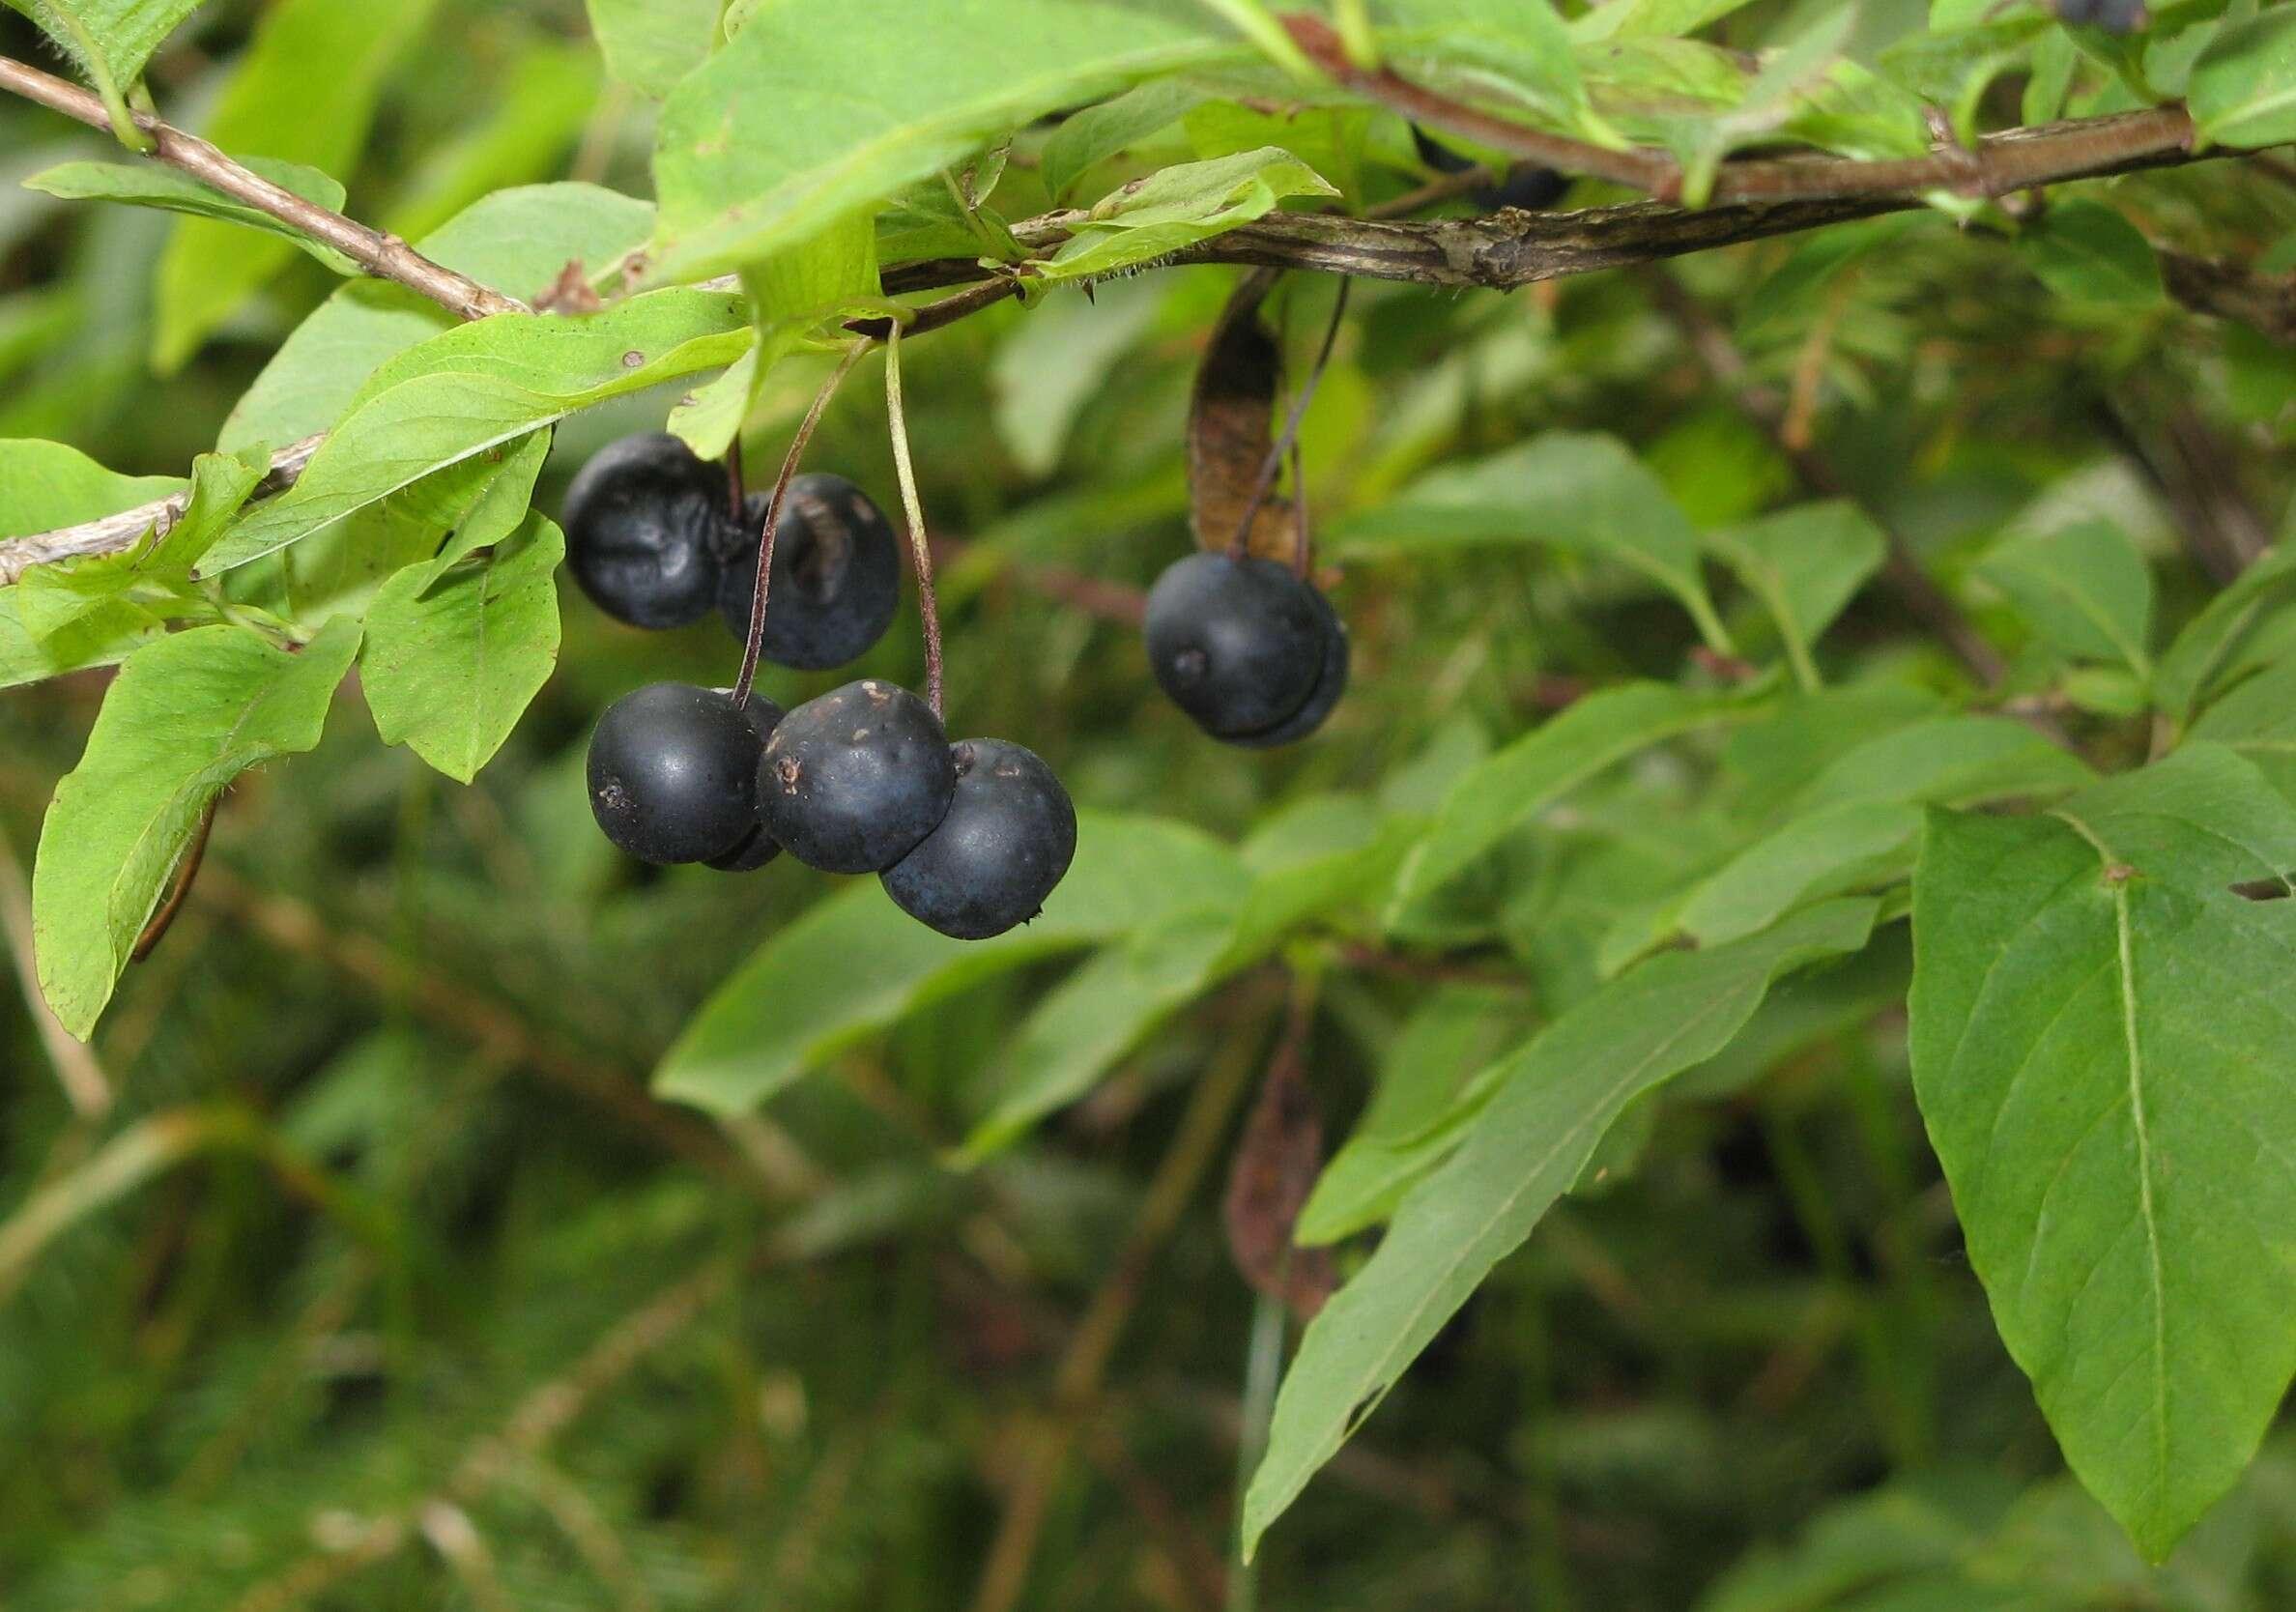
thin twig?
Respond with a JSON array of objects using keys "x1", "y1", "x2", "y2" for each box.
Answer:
[
  {"x1": 0, "y1": 55, "x2": 522, "y2": 322},
  {"x1": 883, "y1": 325, "x2": 947, "y2": 719},
  {"x1": 732, "y1": 341, "x2": 873, "y2": 708}
]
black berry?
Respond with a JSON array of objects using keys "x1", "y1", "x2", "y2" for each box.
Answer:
[
  {"x1": 588, "y1": 682, "x2": 768, "y2": 865},
  {"x1": 1143, "y1": 552, "x2": 1328, "y2": 739},
  {"x1": 717, "y1": 474, "x2": 902, "y2": 670},
  {"x1": 1411, "y1": 126, "x2": 1566, "y2": 212},
  {"x1": 881, "y1": 739, "x2": 1078, "y2": 939},
  {"x1": 705, "y1": 692, "x2": 789, "y2": 872},
  {"x1": 1231, "y1": 586, "x2": 1348, "y2": 749},
  {"x1": 561, "y1": 433, "x2": 726, "y2": 629},
  {"x1": 758, "y1": 680, "x2": 956, "y2": 874},
  {"x1": 2054, "y1": 0, "x2": 2145, "y2": 30}
]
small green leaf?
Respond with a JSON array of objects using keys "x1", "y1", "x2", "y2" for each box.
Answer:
[
  {"x1": 583, "y1": 0, "x2": 719, "y2": 98},
  {"x1": 1385, "y1": 0, "x2": 1591, "y2": 127},
  {"x1": 32, "y1": 617, "x2": 361, "y2": 1039},
  {"x1": 1037, "y1": 147, "x2": 1336, "y2": 285},
  {"x1": 6, "y1": 0, "x2": 207, "y2": 93},
  {"x1": 1704, "y1": 501, "x2": 1886, "y2": 687},
  {"x1": 2019, "y1": 199, "x2": 2164, "y2": 307},
  {"x1": 1243, "y1": 898, "x2": 1879, "y2": 1559},
  {"x1": 1979, "y1": 520, "x2": 2155, "y2": 675},
  {"x1": 361, "y1": 514, "x2": 562, "y2": 784},
  {"x1": 2154, "y1": 544, "x2": 2296, "y2": 723},
  {"x1": 1040, "y1": 79, "x2": 1207, "y2": 202},
  {"x1": 0, "y1": 437, "x2": 180, "y2": 537},
  {"x1": 1332, "y1": 434, "x2": 1735, "y2": 653},
  {"x1": 1911, "y1": 743, "x2": 2296, "y2": 1559},
  {"x1": 0, "y1": 593, "x2": 165, "y2": 691},
  {"x1": 2190, "y1": 10, "x2": 2296, "y2": 150},
  {"x1": 24, "y1": 157, "x2": 359, "y2": 273}
]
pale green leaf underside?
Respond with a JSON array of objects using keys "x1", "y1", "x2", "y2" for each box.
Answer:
[
  {"x1": 31, "y1": 618, "x2": 361, "y2": 1039},
  {"x1": 1036, "y1": 145, "x2": 1336, "y2": 285},
  {"x1": 1242, "y1": 897, "x2": 1880, "y2": 1558},
  {"x1": 1909, "y1": 743, "x2": 2296, "y2": 1560},
  {"x1": 24, "y1": 157, "x2": 359, "y2": 273}
]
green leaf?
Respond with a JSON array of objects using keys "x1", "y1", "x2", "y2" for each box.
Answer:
[
  {"x1": 1040, "y1": 79, "x2": 1208, "y2": 203},
  {"x1": 2190, "y1": 10, "x2": 2296, "y2": 150},
  {"x1": 2188, "y1": 657, "x2": 2296, "y2": 799},
  {"x1": 1332, "y1": 434, "x2": 1735, "y2": 652},
  {"x1": 1036, "y1": 147, "x2": 1336, "y2": 285},
  {"x1": 1910, "y1": 743, "x2": 2296, "y2": 1559},
  {"x1": 223, "y1": 184, "x2": 656, "y2": 452},
  {"x1": 1793, "y1": 714, "x2": 2096, "y2": 813},
  {"x1": 1380, "y1": 0, "x2": 1591, "y2": 127},
  {"x1": 23, "y1": 157, "x2": 358, "y2": 273},
  {"x1": 654, "y1": 814, "x2": 1246, "y2": 1114},
  {"x1": 0, "y1": 593, "x2": 165, "y2": 691},
  {"x1": 1389, "y1": 679, "x2": 1775, "y2": 919},
  {"x1": 1978, "y1": 520, "x2": 2155, "y2": 675},
  {"x1": 360, "y1": 513, "x2": 561, "y2": 784},
  {"x1": 1296, "y1": 986, "x2": 1525, "y2": 1245},
  {"x1": 201, "y1": 289, "x2": 747, "y2": 575},
  {"x1": 380, "y1": 41, "x2": 605, "y2": 246},
  {"x1": 583, "y1": 0, "x2": 719, "y2": 98},
  {"x1": 0, "y1": 437, "x2": 180, "y2": 536},
  {"x1": 1704, "y1": 502, "x2": 1886, "y2": 688},
  {"x1": 414, "y1": 430, "x2": 551, "y2": 587},
  {"x1": 2155, "y1": 544, "x2": 2296, "y2": 725},
  {"x1": 31, "y1": 617, "x2": 361, "y2": 1039},
  {"x1": 644, "y1": 0, "x2": 1224, "y2": 284},
  {"x1": 7, "y1": 0, "x2": 205, "y2": 92},
  {"x1": 151, "y1": 0, "x2": 442, "y2": 371},
  {"x1": 1243, "y1": 898, "x2": 1880, "y2": 1559},
  {"x1": 2018, "y1": 199, "x2": 2164, "y2": 307},
  {"x1": 1677, "y1": 801, "x2": 1920, "y2": 948}
]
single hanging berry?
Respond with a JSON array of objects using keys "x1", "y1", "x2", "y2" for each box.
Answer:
[
  {"x1": 561, "y1": 433, "x2": 728, "y2": 629},
  {"x1": 881, "y1": 738, "x2": 1077, "y2": 938}
]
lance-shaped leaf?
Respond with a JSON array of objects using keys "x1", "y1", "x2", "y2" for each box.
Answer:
[
  {"x1": 1036, "y1": 147, "x2": 1336, "y2": 285},
  {"x1": 644, "y1": 0, "x2": 1223, "y2": 283},
  {"x1": 1977, "y1": 521, "x2": 2154, "y2": 676},
  {"x1": 2190, "y1": 10, "x2": 2296, "y2": 151},
  {"x1": 32, "y1": 618, "x2": 362, "y2": 1039},
  {"x1": 1703, "y1": 501, "x2": 1884, "y2": 688},
  {"x1": 362, "y1": 514, "x2": 562, "y2": 784},
  {"x1": 1909, "y1": 743, "x2": 2296, "y2": 1560},
  {"x1": 1242, "y1": 898, "x2": 1880, "y2": 1558}
]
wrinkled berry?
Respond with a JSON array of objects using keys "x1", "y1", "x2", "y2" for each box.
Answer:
[
  {"x1": 758, "y1": 680, "x2": 956, "y2": 874},
  {"x1": 588, "y1": 682, "x2": 767, "y2": 865},
  {"x1": 1143, "y1": 552, "x2": 1328, "y2": 739},
  {"x1": 881, "y1": 739, "x2": 1077, "y2": 938},
  {"x1": 717, "y1": 474, "x2": 902, "y2": 670},
  {"x1": 562, "y1": 433, "x2": 726, "y2": 629}
]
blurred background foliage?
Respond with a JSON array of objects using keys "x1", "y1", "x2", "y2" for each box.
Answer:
[{"x1": 4, "y1": 1, "x2": 2296, "y2": 1608}]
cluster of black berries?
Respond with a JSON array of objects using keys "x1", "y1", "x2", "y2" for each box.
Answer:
[
  {"x1": 1143, "y1": 552, "x2": 1348, "y2": 746},
  {"x1": 566, "y1": 435, "x2": 1076, "y2": 940}
]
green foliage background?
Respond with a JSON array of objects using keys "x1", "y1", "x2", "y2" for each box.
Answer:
[{"x1": 4, "y1": 0, "x2": 2296, "y2": 1607}]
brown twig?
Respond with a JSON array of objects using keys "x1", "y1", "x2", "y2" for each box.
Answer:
[
  {"x1": 1230, "y1": 279, "x2": 1352, "y2": 561},
  {"x1": 0, "y1": 55, "x2": 522, "y2": 322},
  {"x1": 2158, "y1": 250, "x2": 2296, "y2": 344}
]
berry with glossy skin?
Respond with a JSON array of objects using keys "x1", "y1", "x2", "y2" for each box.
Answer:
[
  {"x1": 705, "y1": 693, "x2": 789, "y2": 872},
  {"x1": 1230, "y1": 587, "x2": 1348, "y2": 749},
  {"x1": 759, "y1": 680, "x2": 956, "y2": 874},
  {"x1": 717, "y1": 474, "x2": 902, "y2": 670},
  {"x1": 1143, "y1": 552, "x2": 1328, "y2": 739},
  {"x1": 561, "y1": 434, "x2": 727, "y2": 629},
  {"x1": 881, "y1": 739, "x2": 1077, "y2": 938},
  {"x1": 588, "y1": 682, "x2": 768, "y2": 865}
]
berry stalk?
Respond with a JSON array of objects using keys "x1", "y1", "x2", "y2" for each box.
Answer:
[
  {"x1": 1229, "y1": 278, "x2": 1352, "y2": 564},
  {"x1": 732, "y1": 340, "x2": 872, "y2": 708},
  {"x1": 882, "y1": 325, "x2": 947, "y2": 721}
]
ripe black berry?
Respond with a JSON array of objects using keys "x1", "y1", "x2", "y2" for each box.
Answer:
[
  {"x1": 1231, "y1": 586, "x2": 1348, "y2": 749},
  {"x1": 717, "y1": 474, "x2": 902, "y2": 670},
  {"x1": 588, "y1": 682, "x2": 769, "y2": 865},
  {"x1": 561, "y1": 433, "x2": 727, "y2": 629},
  {"x1": 758, "y1": 680, "x2": 956, "y2": 874},
  {"x1": 706, "y1": 693, "x2": 788, "y2": 872},
  {"x1": 2054, "y1": 0, "x2": 2145, "y2": 30},
  {"x1": 881, "y1": 739, "x2": 1077, "y2": 939},
  {"x1": 1411, "y1": 126, "x2": 1566, "y2": 212},
  {"x1": 1143, "y1": 552, "x2": 1328, "y2": 739}
]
